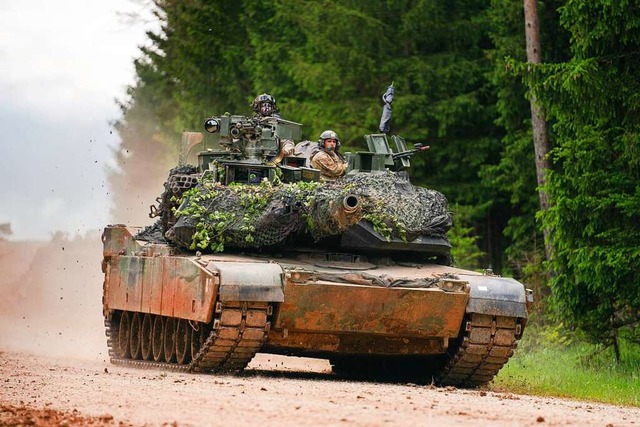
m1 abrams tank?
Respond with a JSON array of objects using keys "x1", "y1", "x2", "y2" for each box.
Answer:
[{"x1": 102, "y1": 112, "x2": 533, "y2": 387}]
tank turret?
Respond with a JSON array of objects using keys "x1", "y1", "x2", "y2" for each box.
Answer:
[{"x1": 141, "y1": 116, "x2": 453, "y2": 263}]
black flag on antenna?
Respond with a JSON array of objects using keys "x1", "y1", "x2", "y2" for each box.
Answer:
[{"x1": 378, "y1": 82, "x2": 394, "y2": 133}]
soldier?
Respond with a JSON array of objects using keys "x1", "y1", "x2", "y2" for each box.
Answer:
[
  {"x1": 310, "y1": 130, "x2": 348, "y2": 181},
  {"x1": 251, "y1": 93, "x2": 294, "y2": 157}
]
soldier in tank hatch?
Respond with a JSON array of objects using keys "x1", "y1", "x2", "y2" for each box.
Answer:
[
  {"x1": 251, "y1": 93, "x2": 281, "y2": 120},
  {"x1": 310, "y1": 130, "x2": 348, "y2": 181},
  {"x1": 251, "y1": 92, "x2": 294, "y2": 157}
]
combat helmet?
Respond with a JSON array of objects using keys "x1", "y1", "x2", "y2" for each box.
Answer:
[
  {"x1": 251, "y1": 93, "x2": 278, "y2": 117},
  {"x1": 318, "y1": 130, "x2": 341, "y2": 149}
]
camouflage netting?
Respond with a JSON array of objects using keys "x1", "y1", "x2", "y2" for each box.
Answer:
[{"x1": 138, "y1": 168, "x2": 452, "y2": 252}]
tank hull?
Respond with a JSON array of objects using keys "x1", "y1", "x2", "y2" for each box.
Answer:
[{"x1": 102, "y1": 225, "x2": 530, "y2": 386}]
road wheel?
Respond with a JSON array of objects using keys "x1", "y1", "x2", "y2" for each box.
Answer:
[
  {"x1": 164, "y1": 317, "x2": 177, "y2": 363},
  {"x1": 129, "y1": 313, "x2": 142, "y2": 360},
  {"x1": 140, "y1": 314, "x2": 153, "y2": 361},
  {"x1": 117, "y1": 311, "x2": 131, "y2": 359},
  {"x1": 152, "y1": 315, "x2": 165, "y2": 362},
  {"x1": 175, "y1": 319, "x2": 191, "y2": 365}
]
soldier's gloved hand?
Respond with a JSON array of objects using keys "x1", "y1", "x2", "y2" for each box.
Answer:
[{"x1": 282, "y1": 140, "x2": 295, "y2": 156}]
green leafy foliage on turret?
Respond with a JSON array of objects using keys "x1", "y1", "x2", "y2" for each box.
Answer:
[{"x1": 158, "y1": 171, "x2": 451, "y2": 254}]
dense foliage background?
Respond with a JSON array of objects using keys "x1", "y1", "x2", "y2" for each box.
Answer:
[{"x1": 111, "y1": 0, "x2": 639, "y2": 359}]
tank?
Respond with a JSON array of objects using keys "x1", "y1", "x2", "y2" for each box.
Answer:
[{"x1": 102, "y1": 112, "x2": 533, "y2": 387}]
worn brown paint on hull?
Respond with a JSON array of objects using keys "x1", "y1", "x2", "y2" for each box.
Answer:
[
  {"x1": 274, "y1": 281, "x2": 468, "y2": 338},
  {"x1": 106, "y1": 255, "x2": 217, "y2": 323}
]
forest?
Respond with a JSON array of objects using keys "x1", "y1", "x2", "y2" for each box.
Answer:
[{"x1": 111, "y1": 0, "x2": 639, "y2": 360}]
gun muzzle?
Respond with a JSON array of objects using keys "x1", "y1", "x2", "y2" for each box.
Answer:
[
  {"x1": 343, "y1": 194, "x2": 361, "y2": 214},
  {"x1": 230, "y1": 126, "x2": 242, "y2": 138}
]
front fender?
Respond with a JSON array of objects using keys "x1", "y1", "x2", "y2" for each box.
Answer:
[{"x1": 457, "y1": 274, "x2": 529, "y2": 318}]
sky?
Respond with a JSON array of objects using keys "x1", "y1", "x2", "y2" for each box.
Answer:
[{"x1": 0, "y1": 0, "x2": 156, "y2": 240}]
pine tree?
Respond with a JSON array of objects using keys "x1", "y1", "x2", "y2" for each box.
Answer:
[{"x1": 516, "y1": 0, "x2": 640, "y2": 359}]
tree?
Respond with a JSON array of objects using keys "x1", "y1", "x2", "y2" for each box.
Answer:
[
  {"x1": 523, "y1": 0, "x2": 552, "y2": 261},
  {"x1": 482, "y1": 0, "x2": 568, "y2": 282},
  {"x1": 516, "y1": 0, "x2": 640, "y2": 360}
]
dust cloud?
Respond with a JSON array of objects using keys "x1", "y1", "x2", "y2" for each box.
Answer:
[
  {"x1": 0, "y1": 165, "x2": 169, "y2": 361},
  {"x1": 0, "y1": 233, "x2": 107, "y2": 360},
  {"x1": 0, "y1": 109, "x2": 186, "y2": 361}
]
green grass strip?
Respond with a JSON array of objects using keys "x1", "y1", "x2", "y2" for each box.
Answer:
[{"x1": 491, "y1": 332, "x2": 640, "y2": 407}]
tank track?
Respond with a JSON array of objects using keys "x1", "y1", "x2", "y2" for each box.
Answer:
[
  {"x1": 106, "y1": 301, "x2": 271, "y2": 373},
  {"x1": 190, "y1": 301, "x2": 271, "y2": 372},
  {"x1": 437, "y1": 313, "x2": 523, "y2": 387}
]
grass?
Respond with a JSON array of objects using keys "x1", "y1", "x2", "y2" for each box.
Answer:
[{"x1": 490, "y1": 326, "x2": 640, "y2": 407}]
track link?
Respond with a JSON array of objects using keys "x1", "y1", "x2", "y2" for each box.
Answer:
[
  {"x1": 106, "y1": 301, "x2": 271, "y2": 374},
  {"x1": 437, "y1": 313, "x2": 523, "y2": 387},
  {"x1": 191, "y1": 301, "x2": 271, "y2": 373}
]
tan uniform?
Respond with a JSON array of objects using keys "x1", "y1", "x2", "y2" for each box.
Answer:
[{"x1": 311, "y1": 150, "x2": 347, "y2": 181}]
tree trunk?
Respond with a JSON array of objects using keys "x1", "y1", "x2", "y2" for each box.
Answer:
[
  {"x1": 613, "y1": 331, "x2": 621, "y2": 363},
  {"x1": 524, "y1": 0, "x2": 553, "y2": 261}
]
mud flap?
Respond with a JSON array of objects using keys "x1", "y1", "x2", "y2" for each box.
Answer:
[
  {"x1": 206, "y1": 262, "x2": 285, "y2": 302},
  {"x1": 457, "y1": 274, "x2": 528, "y2": 319}
]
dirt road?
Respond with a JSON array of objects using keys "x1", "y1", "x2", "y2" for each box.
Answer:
[
  {"x1": 1, "y1": 238, "x2": 639, "y2": 426},
  {"x1": 1, "y1": 350, "x2": 639, "y2": 426}
]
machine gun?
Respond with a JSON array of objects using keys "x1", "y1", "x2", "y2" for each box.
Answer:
[{"x1": 392, "y1": 143, "x2": 430, "y2": 160}]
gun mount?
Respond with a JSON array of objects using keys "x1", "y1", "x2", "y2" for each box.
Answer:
[
  {"x1": 345, "y1": 134, "x2": 430, "y2": 175},
  {"x1": 203, "y1": 115, "x2": 302, "y2": 162}
]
